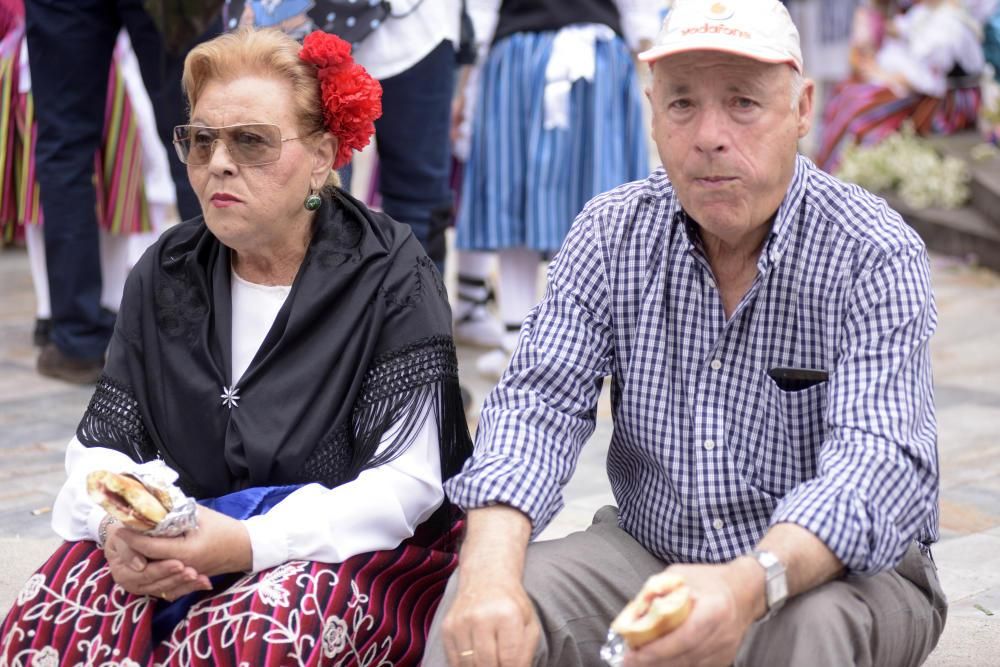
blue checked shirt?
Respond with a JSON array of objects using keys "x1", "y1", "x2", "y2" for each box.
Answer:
[{"x1": 446, "y1": 156, "x2": 940, "y2": 575}]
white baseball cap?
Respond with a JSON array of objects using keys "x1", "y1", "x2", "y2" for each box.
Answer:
[{"x1": 638, "y1": 0, "x2": 803, "y2": 73}]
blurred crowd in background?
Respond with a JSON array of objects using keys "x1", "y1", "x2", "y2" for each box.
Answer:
[{"x1": 1, "y1": 0, "x2": 999, "y2": 386}]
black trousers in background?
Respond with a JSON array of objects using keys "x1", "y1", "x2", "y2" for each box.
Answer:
[
  {"x1": 374, "y1": 39, "x2": 456, "y2": 272},
  {"x1": 25, "y1": 0, "x2": 216, "y2": 360}
]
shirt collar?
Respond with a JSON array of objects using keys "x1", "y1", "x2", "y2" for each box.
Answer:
[{"x1": 759, "y1": 154, "x2": 810, "y2": 271}]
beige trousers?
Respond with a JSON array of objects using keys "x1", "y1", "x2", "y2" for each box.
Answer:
[{"x1": 424, "y1": 506, "x2": 947, "y2": 667}]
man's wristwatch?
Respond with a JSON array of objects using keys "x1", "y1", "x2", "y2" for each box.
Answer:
[{"x1": 749, "y1": 549, "x2": 787, "y2": 620}]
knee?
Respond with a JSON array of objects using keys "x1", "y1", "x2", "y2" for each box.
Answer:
[
  {"x1": 521, "y1": 545, "x2": 582, "y2": 627},
  {"x1": 738, "y1": 582, "x2": 873, "y2": 667}
]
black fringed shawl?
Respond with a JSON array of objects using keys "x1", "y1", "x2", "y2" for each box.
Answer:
[{"x1": 77, "y1": 189, "x2": 472, "y2": 499}]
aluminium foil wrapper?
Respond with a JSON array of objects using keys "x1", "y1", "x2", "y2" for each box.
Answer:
[{"x1": 126, "y1": 460, "x2": 199, "y2": 537}]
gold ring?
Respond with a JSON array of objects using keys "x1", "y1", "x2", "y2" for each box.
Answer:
[
  {"x1": 459, "y1": 649, "x2": 475, "y2": 658},
  {"x1": 160, "y1": 591, "x2": 169, "y2": 600}
]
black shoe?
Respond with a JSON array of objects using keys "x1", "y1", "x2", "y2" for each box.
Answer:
[
  {"x1": 37, "y1": 344, "x2": 104, "y2": 384},
  {"x1": 32, "y1": 318, "x2": 51, "y2": 347}
]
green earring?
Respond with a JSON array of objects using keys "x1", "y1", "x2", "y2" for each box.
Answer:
[{"x1": 304, "y1": 191, "x2": 322, "y2": 211}]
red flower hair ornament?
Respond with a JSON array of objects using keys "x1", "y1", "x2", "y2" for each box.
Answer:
[{"x1": 299, "y1": 31, "x2": 382, "y2": 170}]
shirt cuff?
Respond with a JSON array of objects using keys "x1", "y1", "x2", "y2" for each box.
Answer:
[
  {"x1": 86, "y1": 506, "x2": 108, "y2": 544},
  {"x1": 444, "y1": 453, "x2": 564, "y2": 538},
  {"x1": 243, "y1": 514, "x2": 290, "y2": 573},
  {"x1": 770, "y1": 478, "x2": 879, "y2": 574}
]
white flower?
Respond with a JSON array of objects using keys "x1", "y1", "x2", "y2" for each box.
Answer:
[
  {"x1": 32, "y1": 646, "x2": 59, "y2": 667},
  {"x1": 220, "y1": 385, "x2": 240, "y2": 408},
  {"x1": 835, "y1": 124, "x2": 970, "y2": 210},
  {"x1": 117, "y1": 660, "x2": 142, "y2": 667},
  {"x1": 17, "y1": 574, "x2": 45, "y2": 605},
  {"x1": 322, "y1": 616, "x2": 349, "y2": 658},
  {"x1": 257, "y1": 577, "x2": 290, "y2": 608}
]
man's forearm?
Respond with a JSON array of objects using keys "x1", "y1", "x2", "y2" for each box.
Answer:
[
  {"x1": 458, "y1": 505, "x2": 533, "y2": 585},
  {"x1": 729, "y1": 522, "x2": 845, "y2": 621},
  {"x1": 760, "y1": 522, "x2": 844, "y2": 594}
]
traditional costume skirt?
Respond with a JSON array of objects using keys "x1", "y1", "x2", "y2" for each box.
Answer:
[
  {"x1": 817, "y1": 80, "x2": 981, "y2": 173},
  {"x1": 1, "y1": 502, "x2": 462, "y2": 666},
  {"x1": 455, "y1": 29, "x2": 649, "y2": 253}
]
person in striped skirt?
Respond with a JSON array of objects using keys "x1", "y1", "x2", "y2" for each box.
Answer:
[{"x1": 453, "y1": 0, "x2": 661, "y2": 377}]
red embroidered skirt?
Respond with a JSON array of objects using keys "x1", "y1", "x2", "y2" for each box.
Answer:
[{"x1": 1, "y1": 520, "x2": 461, "y2": 666}]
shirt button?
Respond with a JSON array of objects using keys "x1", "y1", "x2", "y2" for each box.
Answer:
[
  {"x1": 704, "y1": 439, "x2": 716, "y2": 451},
  {"x1": 712, "y1": 518, "x2": 725, "y2": 530},
  {"x1": 710, "y1": 359, "x2": 722, "y2": 371}
]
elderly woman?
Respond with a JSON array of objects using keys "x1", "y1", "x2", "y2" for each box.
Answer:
[{"x1": 0, "y1": 28, "x2": 471, "y2": 666}]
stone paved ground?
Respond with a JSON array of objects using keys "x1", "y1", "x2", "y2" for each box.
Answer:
[{"x1": 1, "y1": 246, "x2": 999, "y2": 664}]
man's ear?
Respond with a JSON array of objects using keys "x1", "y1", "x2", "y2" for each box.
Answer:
[{"x1": 797, "y1": 78, "x2": 815, "y2": 139}]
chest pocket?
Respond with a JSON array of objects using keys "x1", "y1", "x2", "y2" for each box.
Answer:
[{"x1": 732, "y1": 375, "x2": 829, "y2": 498}]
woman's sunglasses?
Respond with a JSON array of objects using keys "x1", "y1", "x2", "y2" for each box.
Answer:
[{"x1": 172, "y1": 123, "x2": 304, "y2": 166}]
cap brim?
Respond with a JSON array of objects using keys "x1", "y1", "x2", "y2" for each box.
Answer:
[{"x1": 638, "y1": 43, "x2": 801, "y2": 72}]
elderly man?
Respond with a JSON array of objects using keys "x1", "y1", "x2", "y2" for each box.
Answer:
[{"x1": 426, "y1": 0, "x2": 947, "y2": 665}]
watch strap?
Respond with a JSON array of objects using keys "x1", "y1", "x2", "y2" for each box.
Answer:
[{"x1": 749, "y1": 549, "x2": 787, "y2": 619}]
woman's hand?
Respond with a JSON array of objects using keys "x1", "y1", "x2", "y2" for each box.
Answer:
[
  {"x1": 450, "y1": 90, "x2": 467, "y2": 147},
  {"x1": 116, "y1": 505, "x2": 254, "y2": 581},
  {"x1": 451, "y1": 65, "x2": 473, "y2": 146},
  {"x1": 104, "y1": 521, "x2": 211, "y2": 601},
  {"x1": 238, "y1": 4, "x2": 255, "y2": 28}
]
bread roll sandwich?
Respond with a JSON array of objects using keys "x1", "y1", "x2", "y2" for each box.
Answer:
[
  {"x1": 611, "y1": 572, "x2": 692, "y2": 649},
  {"x1": 86, "y1": 470, "x2": 173, "y2": 531}
]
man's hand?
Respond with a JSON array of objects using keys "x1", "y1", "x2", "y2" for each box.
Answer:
[
  {"x1": 440, "y1": 505, "x2": 538, "y2": 667},
  {"x1": 625, "y1": 523, "x2": 844, "y2": 665},
  {"x1": 104, "y1": 521, "x2": 210, "y2": 600},
  {"x1": 442, "y1": 568, "x2": 540, "y2": 667},
  {"x1": 115, "y1": 505, "x2": 253, "y2": 597},
  {"x1": 624, "y1": 558, "x2": 763, "y2": 667}
]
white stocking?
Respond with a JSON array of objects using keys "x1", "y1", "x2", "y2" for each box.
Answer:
[{"x1": 24, "y1": 223, "x2": 50, "y2": 319}]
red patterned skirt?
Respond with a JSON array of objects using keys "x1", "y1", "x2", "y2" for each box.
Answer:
[{"x1": 1, "y1": 520, "x2": 461, "y2": 666}]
